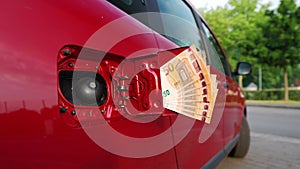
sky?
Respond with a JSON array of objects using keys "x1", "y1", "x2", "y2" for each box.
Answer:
[
  {"x1": 189, "y1": 0, "x2": 230, "y2": 9},
  {"x1": 188, "y1": 0, "x2": 283, "y2": 10}
]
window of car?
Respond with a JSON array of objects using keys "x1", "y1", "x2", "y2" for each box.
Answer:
[
  {"x1": 108, "y1": 0, "x2": 205, "y2": 51},
  {"x1": 156, "y1": 0, "x2": 204, "y2": 50},
  {"x1": 201, "y1": 22, "x2": 231, "y2": 76},
  {"x1": 107, "y1": 0, "x2": 152, "y2": 27},
  {"x1": 107, "y1": 0, "x2": 148, "y2": 14},
  {"x1": 107, "y1": 0, "x2": 232, "y2": 77}
]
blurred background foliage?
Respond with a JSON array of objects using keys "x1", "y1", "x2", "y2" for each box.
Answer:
[{"x1": 199, "y1": 0, "x2": 300, "y2": 100}]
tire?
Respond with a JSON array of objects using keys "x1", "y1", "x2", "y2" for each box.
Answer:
[{"x1": 229, "y1": 116, "x2": 250, "y2": 158}]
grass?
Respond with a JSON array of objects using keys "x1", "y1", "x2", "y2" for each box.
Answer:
[{"x1": 246, "y1": 100, "x2": 300, "y2": 105}]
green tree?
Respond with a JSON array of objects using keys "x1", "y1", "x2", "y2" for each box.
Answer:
[
  {"x1": 202, "y1": 0, "x2": 268, "y2": 87},
  {"x1": 260, "y1": 0, "x2": 300, "y2": 100}
]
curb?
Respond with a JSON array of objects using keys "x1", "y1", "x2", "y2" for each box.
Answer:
[{"x1": 246, "y1": 102, "x2": 300, "y2": 109}]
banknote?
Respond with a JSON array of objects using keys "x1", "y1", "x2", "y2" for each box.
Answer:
[{"x1": 160, "y1": 45, "x2": 219, "y2": 123}]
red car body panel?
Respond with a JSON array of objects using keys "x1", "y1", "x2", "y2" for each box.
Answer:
[{"x1": 0, "y1": 0, "x2": 246, "y2": 168}]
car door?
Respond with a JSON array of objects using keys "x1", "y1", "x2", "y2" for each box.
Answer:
[
  {"x1": 200, "y1": 20, "x2": 244, "y2": 148},
  {"x1": 151, "y1": 0, "x2": 228, "y2": 168}
]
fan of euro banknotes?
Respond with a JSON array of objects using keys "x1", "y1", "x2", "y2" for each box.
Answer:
[{"x1": 160, "y1": 45, "x2": 218, "y2": 124}]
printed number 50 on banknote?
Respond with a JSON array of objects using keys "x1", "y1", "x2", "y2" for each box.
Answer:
[{"x1": 160, "y1": 45, "x2": 218, "y2": 124}]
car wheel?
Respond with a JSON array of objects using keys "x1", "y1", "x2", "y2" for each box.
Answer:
[{"x1": 229, "y1": 116, "x2": 250, "y2": 158}]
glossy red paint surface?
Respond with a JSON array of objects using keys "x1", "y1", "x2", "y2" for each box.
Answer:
[{"x1": 0, "y1": 0, "x2": 246, "y2": 169}]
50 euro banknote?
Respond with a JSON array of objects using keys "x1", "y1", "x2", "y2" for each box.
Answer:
[{"x1": 160, "y1": 46, "x2": 218, "y2": 124}]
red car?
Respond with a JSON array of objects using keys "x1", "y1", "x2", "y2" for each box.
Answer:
[{"x1": 0, "y1": 0, "x2": 251, "y2": 168}]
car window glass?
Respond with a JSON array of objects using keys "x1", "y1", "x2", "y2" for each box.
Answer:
[
  {"x1": 107, "y1": 0, "x2": 152, "y2": 26},
  {"x1": 108, "y1": 0, "x2": 147, "y2": 14},
  {"x1": 108, "y1": 0, "x2": 205, "y2": 51},
  {"x1": 201, "y1": 22, "x2": 231, "y2": 76},
  {"x1": 156, "y1": 0, "x2": 204, "y2": 50}
]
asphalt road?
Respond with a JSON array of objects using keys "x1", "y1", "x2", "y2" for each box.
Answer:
[
  {"x1": 217, "y1": 105, "x2": 300, "y2": 169},
  {"x1": 248, "y1": 106, "x2": 300, "y2": 139}
]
